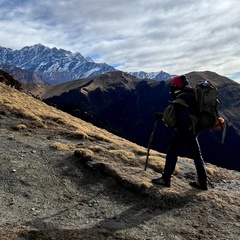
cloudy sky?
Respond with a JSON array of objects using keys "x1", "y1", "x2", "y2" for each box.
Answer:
[{"x1": 0, "y1": 0, "x2": 240, "y2": 82}]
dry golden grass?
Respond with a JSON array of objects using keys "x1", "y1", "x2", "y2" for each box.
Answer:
[
  {"x1": 109, "y1": 149, "x2": 136, "y2": 161},
  {"x1": 50, "y1": 142, "x2": 73, "y2": 151},
  {"x1": 206, "y1": 164, "x2": 235, "y2": 181},
  {"x1": 89, "y1": 145, "x2": 108, "y2": 153},
  {"x1": 206, "y1": 167, "x2": 216, "y2": 176},
  {"x1": 69, "y1": 130, "x2": 88, "y2": 139},
  {"x1": 74, "y1": 148, "x2": 94, "y2": 159},
  {"x1": 12, "y1": 123, "x2": 27, "y2": 130},
  {"x1": 0, "y1": 84, "x2": 141, "y2": 150}
]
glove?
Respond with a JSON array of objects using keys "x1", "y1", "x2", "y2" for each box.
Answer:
[{"x1": 155, "y1": 112, "x2": 163, "y2": 121}]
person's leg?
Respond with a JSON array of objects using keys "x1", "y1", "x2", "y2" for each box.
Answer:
[
  {"x1": 152, "y1": 134, "x2": 183, "y2": 187},
  {"x1": 162, "y1": 134, "x2": 187, "y2": 181},
  {"x1": 162, "y1": 142, "x2": 179, "y2": 181},
  {"x1": 188, "y1": 138, "x2": 208, "y2": 188}
]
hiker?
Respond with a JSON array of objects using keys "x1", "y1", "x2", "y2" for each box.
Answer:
[{"x1": 152, "y1": 75, "x2": 208, "y2": 190}]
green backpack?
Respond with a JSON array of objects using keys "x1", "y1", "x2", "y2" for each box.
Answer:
[
  {"x1": 194, "y1": 80, "x2": 220, "y2": 129},
  {"x1": 162, "y1": 98, "x2": 189, "y2": 128}
]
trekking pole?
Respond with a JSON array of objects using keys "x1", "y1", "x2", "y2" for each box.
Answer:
[{"x1": 144, "y1": 119, "x2": 158, "y2": 171}]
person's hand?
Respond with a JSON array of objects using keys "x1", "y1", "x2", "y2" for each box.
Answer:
[{"x1": 155, "y1": 112, "x2": 163, "y2": 121}]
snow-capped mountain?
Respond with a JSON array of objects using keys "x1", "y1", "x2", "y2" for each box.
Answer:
[
  {"x1": 0, "y1": 44, "x2": 173, "y2": 84},
  {"x1": 0, "y1": 44, "x2": 115, "y2": 84},
  {"x1": 129, "y1": 71, "x2": 175, "y2": 81}
]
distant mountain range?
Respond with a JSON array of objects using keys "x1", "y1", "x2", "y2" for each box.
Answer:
[
  {"x1": 0, "y1": 44, "x2": 172, "y2": 84},
  {"x1": 129, "y1": 71, "x2": 175, "y2": 81},
  {"x1": 0, "y1": 44, "x2": 114, "y2": 84}
]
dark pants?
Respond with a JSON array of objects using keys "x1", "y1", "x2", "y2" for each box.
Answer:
[{"x1": 162, "y1": 132, "x2": 207, "y2": 185}]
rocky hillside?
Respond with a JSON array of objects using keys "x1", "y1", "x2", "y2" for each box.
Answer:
[
  {"x1": 0, "y1": 64, "x2": 46, "y2": 84},
  {"x1": 34, "y1": 70, "x2": 240, "y2": 171},
  {"x1": 0, "y1": 69, "x2": 22, "y2": 90},
  {"x1": 1, "y1": 77, "x2": 240, "y2": 239}
]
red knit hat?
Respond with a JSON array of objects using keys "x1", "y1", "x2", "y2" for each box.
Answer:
[{"x1": 171, "y1": 75, "x2": 188, "y2": 89}]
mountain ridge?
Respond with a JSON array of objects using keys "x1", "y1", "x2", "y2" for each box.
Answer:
[
  {"x1": 0, "y1": 44, "x2": 173, "y2": 84},
  {"x1": 129, "y1": 70, "x2": 175, "y2": 81},
  {"x1": 0, "y1": 64, "x2": 46, "y2": 84}
]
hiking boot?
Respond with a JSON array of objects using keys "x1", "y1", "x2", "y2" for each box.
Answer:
[
  {"x1": 189, "y1": 181, "x2": 208, "y2": 190},
  {"x1": 151, "y1": 177, "x2": 171, "y2": 187}
]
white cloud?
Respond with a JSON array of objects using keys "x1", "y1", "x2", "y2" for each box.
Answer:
[
  {"x1": 234, "y1": 79, "x2": 240, "y2": 84},
  {"x1": 0, "y1": 0, "x2": 240, "y2": 77}
]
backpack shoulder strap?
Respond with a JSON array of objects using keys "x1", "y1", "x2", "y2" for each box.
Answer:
[
  {"x1": 172, "y1": 98, "x2": 188, "y2": 108},
  {"x1": 172, "y1": 91, "x2": 193, "y2": 106}
]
